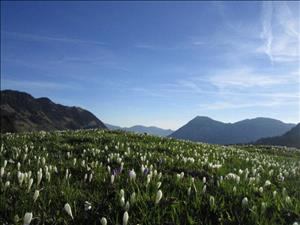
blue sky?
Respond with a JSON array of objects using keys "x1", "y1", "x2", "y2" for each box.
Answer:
[{"x1": 1, "y1": 1, "x2": 299, "y2": 129}]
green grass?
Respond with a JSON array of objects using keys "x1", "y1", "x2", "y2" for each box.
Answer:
[{"x1": 0, "y1": 129, "x2": 299, "y2": 225}]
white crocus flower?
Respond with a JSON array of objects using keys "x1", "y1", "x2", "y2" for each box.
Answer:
[
  {"x1": 120, "y1": 196, "x2": 125, "y2": 207},
  {"x1": 264, "y1": 180, "x2": 271, "y2": 187},
  {"x1": 129, "y1": 169, "x2": 136, "y2": 181},
  {"x1": 0, "y1": 167, "x2": 4, "y2": 177},
  {"x1": 100, "y1": 217, "x2": 107, "y2": 225},
  {"x1": 111, "y1": 174, "x2": 115, "y2": 184},
  {"x1": 157, "y1": 182, "x2": 162, "y2": 189},
  {"x1": 187, "y1": 187, "x2": 191, "y2": 196},
  {"x1": 3, "y1": 160, "x2": 7, "y2": 168},
  {"x1": 5, "y1": 181, "x2": 10, "y2": 189},
  {"x1": 155, "y1": 190, "x2": 163, "y2": 204},
  {"x1": 130, "y1": 192, "x2": 136, "y2": 204},
  {"x1": 27, "y1": 178, "x2": 33, "y2": 191},
  {"x1": 37, "y1": 170, "x2": 43, "y2": 186},
  {"x1": 123, "y1": 211, "x2": 129, "y2": 225},
  {"x1": 23, "y1": 212, "x2": 33, "y2": 225},
  {"x1": 242, "y1": 197, "x2": 248, "y2": 208},
  {"x1": 285, "y1": 196, "x2": 292, "y2": 205},
  {"x1": 125, "y1": 201, "x2": 130, "y2": 211},
  {"x1": 33, "y1": 190, "x2": 40, "y2": 202},
  {"x1": 64, "y1": 203, "x2": 74, "y2": 219}
]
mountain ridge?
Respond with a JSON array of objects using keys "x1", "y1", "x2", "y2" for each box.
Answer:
[
  {"x1": 169, "y1": 116, "x2": 295, "y2": 144},
  {"x1": 105, "y1": 123, "x2": 174, "y2": 137},
  {"x1": 256, "y1": 123, "x2": 300, "y2": 148},
  {"x1": 0, "y1": 89, "x2": 106, "y2": 133}
]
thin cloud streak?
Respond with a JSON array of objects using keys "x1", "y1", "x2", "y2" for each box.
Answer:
[
  {"x1": 2, "y1": 31, "x2": 106, "y2": 45},
  {"x1": 197, "y1": 99, "x2": 298, "y2": 111},
  {"x1": 2, "y1": 79, "x2": 82, "y2": 91}
]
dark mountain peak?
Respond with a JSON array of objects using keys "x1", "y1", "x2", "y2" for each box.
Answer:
[
  {"x1": 238, "y1": 117, "x2": 284, "y2": 123},
  {"x1": 36, "y1": 97, "x2": 53, "y2": 105},
  {"x1": 256, "y1": 123, "x2": 300, "y2": 148},
  {"x1": 1, "y1": 89, "x2": 106, "y2": 133},
  {"x1": 194, "y1": 116, "x2": 214, "y2": 121},
  {"x1": 2, "y1": 89, "x2": 34, "y2": 99},
  {"x1": 189, "y1": 116, "x2": 224, "y2": 126},
  {"x1": 170, "y1": 116, "x2": 295, "y2": 144}
]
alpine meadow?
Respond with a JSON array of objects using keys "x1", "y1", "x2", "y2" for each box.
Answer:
[{"x1": 1, "y1": 1, "x2": 300, "y2": 225}]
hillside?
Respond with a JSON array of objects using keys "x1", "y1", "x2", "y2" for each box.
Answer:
[
  {"x1": 256, "y1": 123, "x2": 300, "y2": 148},
  {"x1": 169, "y1": 116, "x2": 295, "y2": 144},
  {"x1": 105, "y1": 123, "x2": 174, "y2": 137},
  {"x1": 1, "y1": 129, "x2": 299, "y2": 225},
  {"x1": 0, "y1": 90, "x2": 106, "y2": 133}
]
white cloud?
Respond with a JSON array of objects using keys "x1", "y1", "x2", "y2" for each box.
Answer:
[
  {"x1": 208, "y1": 67, "x2": 298, "y2": 89},
  {"x1": 259, "y1": 2, "x2": 300, "y2": 63},
  {"x1": 197, "y1": 98, "x2": 298, "y2": 111},
  {"x1": 2, "y1": 31, "x2": 105, "y2": 45},
  {"x1": 2, "y1": 79, "x2": 80, "y2": 90}
]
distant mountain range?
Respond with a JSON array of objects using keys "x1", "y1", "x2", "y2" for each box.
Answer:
[
  {"x1": 256, "y1": 123, "x2": 300, "y2": 148},
  {"x1": 169, "y1": 116, "x2": 295, "y2": 144},
  {"x1": 105, "y1": 123, "x2": 173, "y2": 137},
  {"x1": 1, "y1": 90, "x2": 298, "y2": 148},
  {"x1": 0, "y1": 90, "x2": 106, "y2": 133}
]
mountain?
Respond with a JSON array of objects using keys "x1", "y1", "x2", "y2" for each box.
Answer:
[
  {"x1": 105, "y1": 123, "x2": 174, "y2": 137},
  {"x1": 1, "y1": 90, "x2": 106, "y2": 133},
  {"x1": 169, "y1": 116, "x2": 295, "y2": 144},
  {"x1": 256, "y1": 123, "x2": 300, "y2": 148},
  {"x1": 105, "y1": 124, "x2": 122, "y2": 130}
]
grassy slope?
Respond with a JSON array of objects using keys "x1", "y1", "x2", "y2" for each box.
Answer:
[{"x1": 0, "y1": 129, "x2": 299, "y2": 225}]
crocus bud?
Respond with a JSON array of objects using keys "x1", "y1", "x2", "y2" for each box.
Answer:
[
  {"x1": 0, "y1": 167, "x2": 4, "y2": 177},
  {"x1": 129, "y1": 169, "x2": 136, "y2": 181},
  {"x1": 120, "y1": 189, "x2": 125, "y2": 198},
  {"x1": 242, "y1": 197, "x2": 248, "y2": 208},
  {"x1": 125, "y1": 201, "x2": 130, "y2": 211},
  {"x1": 101, "y1": 217, "x2": 107, "y2": 225},
  {"x1": 120, "y1": 196, "x2": 125, "y2": 207},
  {"x1": 28, "y1": 178, "x2": 34, "y2": 191},
  {"x1": 111, "y1": 174, "x2": 115, "y2": 184},
  {"x1": 3, "y1": 160, "x2": 7, "y2": 168},
  {"x1": 64, "y1": 203, "x2": 73, "y2": 219},
  {"x1": 23, "y1": 212, "x2": 33, "y2": 225},
  {"x1": 5, "y1": 181, "x2": 10, "y2": 189},
  {"x1": 33, "y1": 190, "x2": 39, "y2": 202},
  {"x1": 130, "y1": 192, "x2": 136, "y2": 204},
  {"x1": 187, "y1": 187, "x2": 191, "y2": 196},
  {"x1": 37, "y1": 170, "x2": 42, "y2": 186},
  {"x1": 123, "y1": 211, "x2": 129, "y2": 225},
  {"x1": 285, "y1": 196, "x2": 292, "y2": 205},
  {"x1": 157, "y1": 182, "x2": 162, "y2": 189},
  {"x1": 155, "y1": 190, "x2": 163, "y2": 204},
  {"x1": 209, "y1": 196, "x2": 215, "y2": 208}
]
